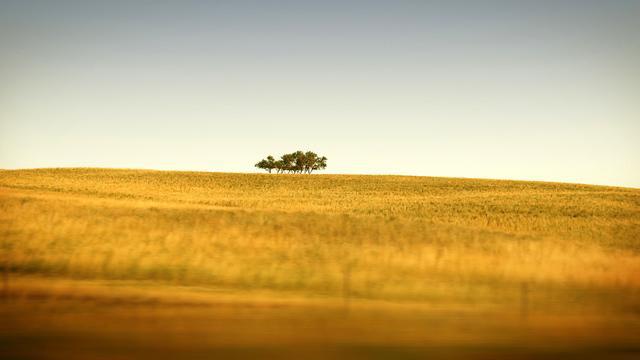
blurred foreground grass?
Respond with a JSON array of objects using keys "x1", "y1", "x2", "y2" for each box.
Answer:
[{"x1": 1, "y1": 168, "x2": 639, "y2": 359}]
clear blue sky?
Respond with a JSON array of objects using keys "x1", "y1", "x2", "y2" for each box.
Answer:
[{"x1": 1, "y1": 1, "x2": 639, "y2": 187}]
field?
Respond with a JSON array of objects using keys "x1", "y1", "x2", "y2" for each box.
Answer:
[{"x1": 1, "y1": 168, "x2": 639, "y2": 359}]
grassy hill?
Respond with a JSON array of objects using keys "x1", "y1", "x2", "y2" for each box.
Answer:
[{"x1": 1, "y1": 168, "x2": 639, "y2": 359}]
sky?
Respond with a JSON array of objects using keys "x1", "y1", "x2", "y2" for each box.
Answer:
[{"x1": 1, "y1": 0, "x2": 639, "y2": 187}]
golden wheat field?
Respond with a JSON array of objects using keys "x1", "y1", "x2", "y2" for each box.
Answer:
[{"x1": 1, "y1": 168, "x2": 639, "y2": 359}]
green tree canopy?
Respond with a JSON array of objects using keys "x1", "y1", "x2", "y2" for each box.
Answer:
[{"x1": 255, "y1": 151, "x2": 328, "y2": 174}]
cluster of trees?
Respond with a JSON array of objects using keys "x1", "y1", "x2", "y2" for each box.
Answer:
[{"x1": 255, "y1": 151, "x2": 327, "y2": 174}]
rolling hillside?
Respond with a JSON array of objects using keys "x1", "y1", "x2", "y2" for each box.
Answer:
[{"x1": 1, "y1": 168, "x2": 639, "y2": 359}]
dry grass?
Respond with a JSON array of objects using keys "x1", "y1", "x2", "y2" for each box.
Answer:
[{"x1": 1, "y1": 168, "x2": 639, "y2": 358}]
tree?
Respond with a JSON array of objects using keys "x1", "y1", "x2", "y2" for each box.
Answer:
[
  {"x1": 265, "y1": 155, "x2": 276, "y2": 172},
  {"x1": 256, "y1": 151, "x2": 327, "y2": 174},
  {"x1": 303, "y1": 151, "x2": 318, "y2": 174},
  {"x1": 255, "y1": 159, "x2": 269, "y2": 173},
  {"x1": 255, "y1": 155, "x2": 277, "y2": 173},
  {"x1": 313, "y1": 156, "x2": 327, "y2": 173},
  {"x1": 293, "y1": 151, "x2": 306, "y2": 173},
  {"x1": 274, "y1": 160, "x2": 284, "y2": 173},
  {"x1": 280, "y1": 153, "x2": 295, "y2": 173}
]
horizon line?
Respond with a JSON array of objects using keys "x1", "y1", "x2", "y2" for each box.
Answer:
[{"x1": 2, "y1": 166, "x2": 638, "y2": 190}]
